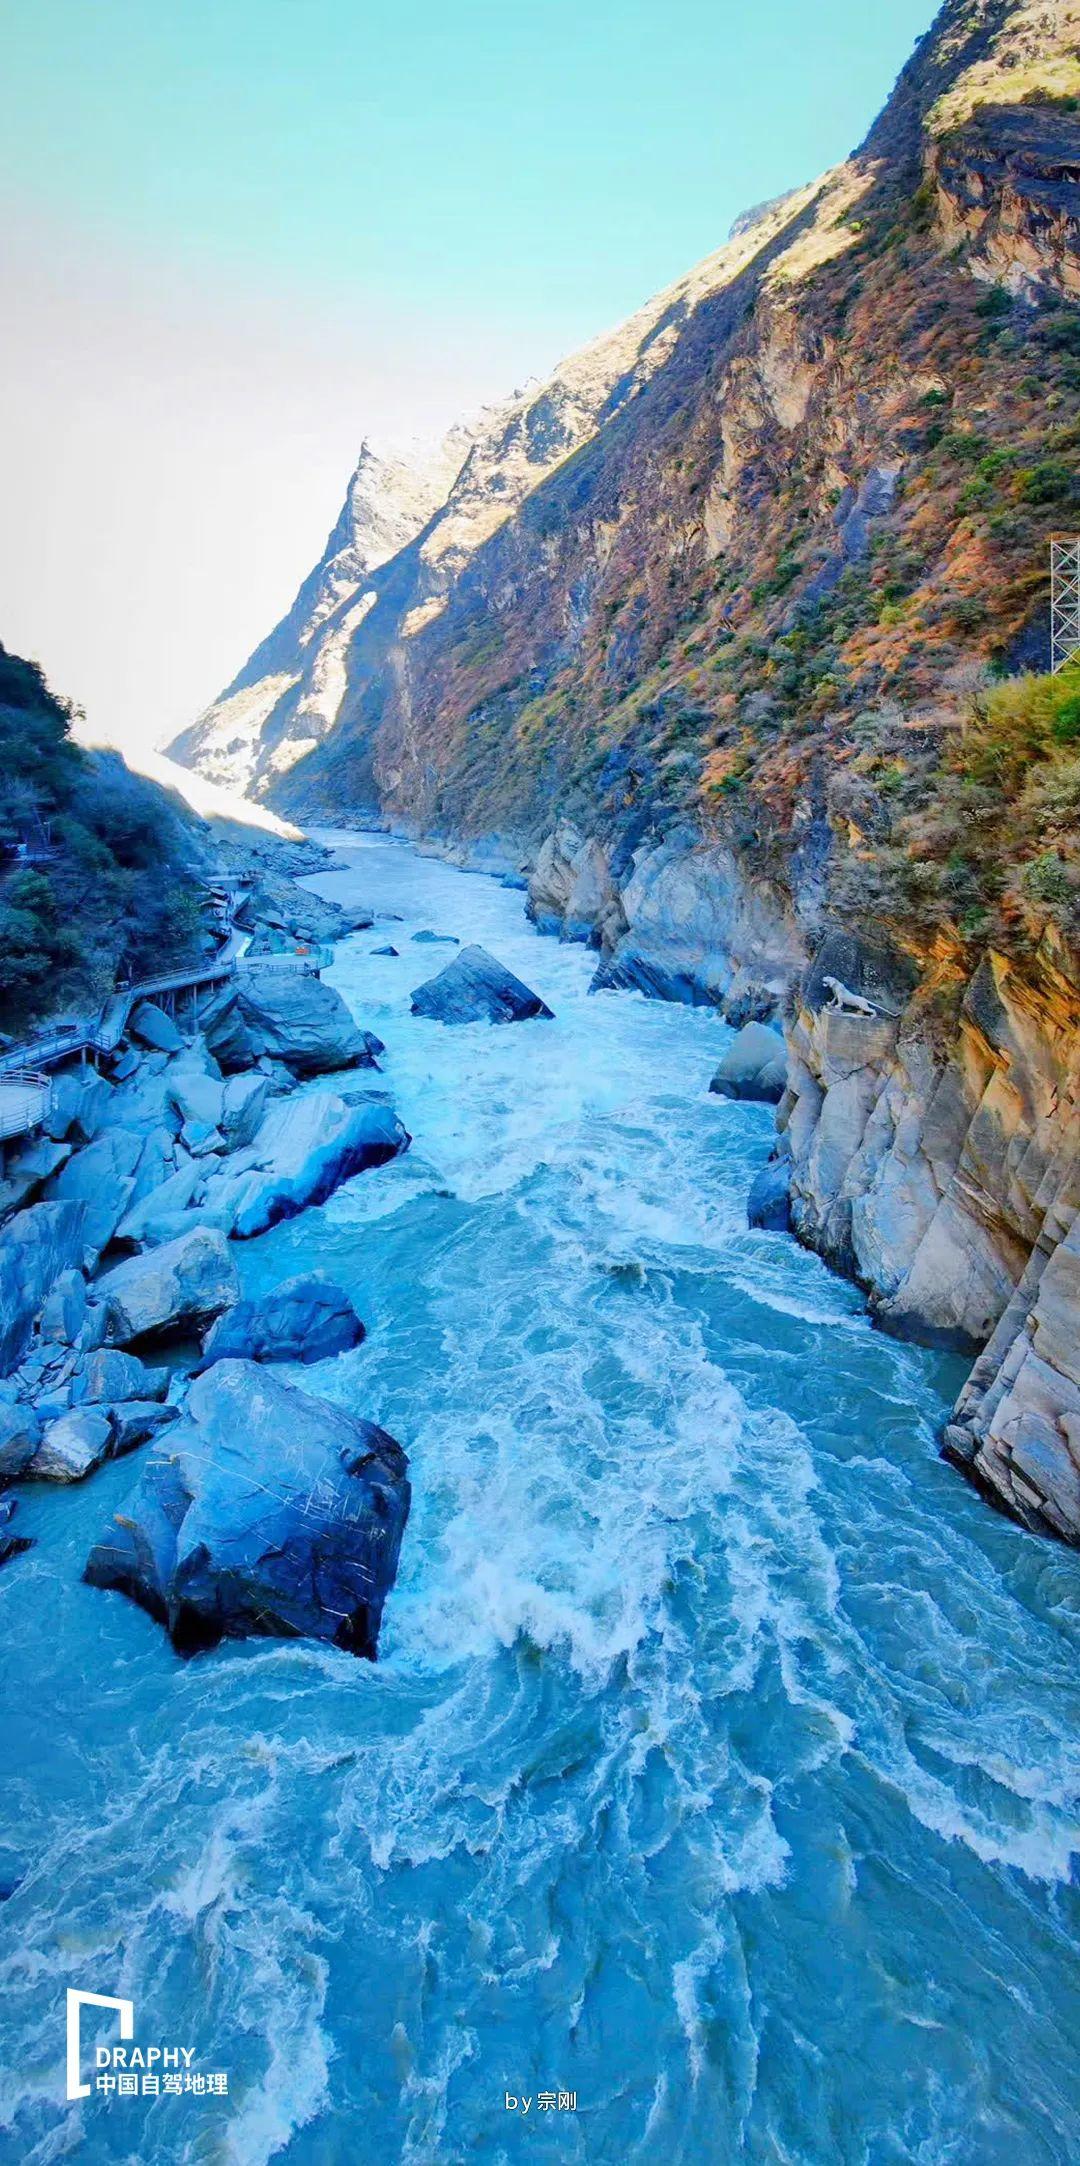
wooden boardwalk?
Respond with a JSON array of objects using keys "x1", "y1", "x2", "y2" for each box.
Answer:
[{"x1": 0, "y1": 923, "x2": 328, "y2": 1145}]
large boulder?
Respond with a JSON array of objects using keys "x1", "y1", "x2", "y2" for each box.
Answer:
[
  {"x1": 129, "y1": 1000, "x2": 184, "y2": 1054},
  {"x1": 220, "y1": 1072, "x2": 270, "y2": 1149},
  {"x1": 0, "y1": 1402, "x2": 42, "y2": 1485},
  {"x1": 196, "y1": 1274, "x2": 365, "y2": 1370},
  {"x1": 165, "y1": 1066, "x2": 225, "y2": 1134},
  {"x1": 410, "y1": 945, "x2": 554, "y2": 1026},
  {"x1": 115, "y1": 1160, "x2": 207, "y2": 1248},
  {"x1": 84, "y1": 1360, "x2": 410, "y2": 1657},
  {"x1": 108, "y1": 1401, "x2": 180, "y2": 1454},
  {"x1": 0, "y1": 1201, "x2": 87, "y2": 1375},
  {"x1": 201, "y1": 973, "x2": 375, "y2": 1078},
  {"x1": 28, "y1": 1409, "x2": 114, "y2": 1483},
  {"x1": 95, "y1": 1226, "x2": 240, "y2": 1347},
  {"x1": 709, "y1": 1022, "x2": 788, "y2": 1105},
  {"x1": 72, "y1": 1348, "x2": 168, "y2": 1405},
  {"x1": 38, "y1": 1269, "x2": 88, "y2": 1347},
  {"x1": 201, "y1": 1095, "x2": 409, "y2": 1239},
  {"x1": 0, "y1": 1136, "x2": 73, "y2": 1221},
  {"x1": 44, "y1": 1070, "x2": 110, "y2": 1145},
  {"x1": 45, "y1": 1129, "x2": 145, "y2": 1264}
]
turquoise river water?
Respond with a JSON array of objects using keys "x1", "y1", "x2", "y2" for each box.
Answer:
[{"x1": 1, "y1": 833, "x2": 1078, "y2": 2166}]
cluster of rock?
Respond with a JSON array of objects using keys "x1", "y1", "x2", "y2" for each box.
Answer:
[
  {"x1": 0, "y1": 855, "x2": 561, "y2": 1648},
  {"x1": 0, "y1": 901, "x2": 414, "y2": 1657}
]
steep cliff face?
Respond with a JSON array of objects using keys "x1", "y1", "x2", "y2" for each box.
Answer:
[
  {"x1": 171, "y1": 0, "x2": 1080, "y2": 1543},
  {"x1": 168, "y1": 436, "x2": 469, "y2": 799}
]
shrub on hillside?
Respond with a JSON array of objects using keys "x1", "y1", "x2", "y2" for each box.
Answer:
[{"x1": 0, "y1": 642, "x2": 205, "y2": 1033}]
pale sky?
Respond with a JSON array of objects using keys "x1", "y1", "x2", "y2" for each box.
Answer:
[{"x1": 0, "y1": 0, "x2": 933, "y2": 754}]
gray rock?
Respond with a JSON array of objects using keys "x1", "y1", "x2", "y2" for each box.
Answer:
[
  {"x1": 72, "y1": 1348, "x2": 167, "y2": 1405},
  {"x1": 95, "y1": 1226, "x2": 240, "y2": 1346},
  {"x1": 709, "y1": 1022, "x2": 788, "y2": 1104},
  {"x1": 0, "y1": 1137, "x2": 73, "y2": 1220},
  {"x1": 747, "y1": 1160, "x2": 792, "y2": 1233},
  {"x1": 29, "y1": 1409, "x2": 114, "y2": 1483},
  {"x1": 410, "y1": 945, "x2": 554, "y2": 1026},
  {"x1": 37, "y1": 1269, "x2": 88, "y2": 1347},
  {"x1": 0, "y1": 1497, "x2": 32, "y2": 1569},
  {"x1": 371, "y1": 944, "x2": 399, "y2": 957},
  {"x1": 129, "y1": 1000, "x2": 184, "y2": 1053},
  {"x1": 85, "y1": 1359, "x2": 410, "y2": 1657},
  {"x1": 115, "y1": 1160, "x2": 207, "y2": 1249},
  {"x1": 180, "y1": 1118, "x2": 225, "y2": 1158},
  {"x1": 44, "y1": 1071, "x2": 110, "y2": 1145},
  {"x1": 45, "y1": 1129, "x2": 144, "y2": 1264},
  {"x1": 235, "y1": 871, "x2": 370, "y2": 945},
  {"x1": 0, "y1": 1201, "x2": 87, "y2": 1375},
  {"x1": 220, "y1": 1071, "x2": 270, "y2": 1149},
  {"x1": 411, "y1": 930, "x2": 459, "y2": 945},
  {"x1": 166, "y1": 1068, "x2": 225, "y2": 1133},
  {"x1": 201, "y1": 1095, "x2": 410, "y2": 1239},
  {"x1": 197, "y1": 1274, "x2": 365, "y2": 1370},
  {"x1": 108, "y1": 1400, "x2": 180, "y2": 1454},
  {"x1": 202, "y1": 972, "x2": 374, "y2": 1078},
  {"x1": 0, "y1": 1403, "x2": 42, "y2": 1484}
]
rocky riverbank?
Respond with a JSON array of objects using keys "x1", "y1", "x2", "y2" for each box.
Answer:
[
  {"x1": 520, "y1": 816, "x2": 1080, "y2": 1550},
  {"x1": 0, "y1": 851, "x2": 414, "y2": 1651}
]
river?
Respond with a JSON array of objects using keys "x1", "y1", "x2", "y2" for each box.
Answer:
[{"x1": 1, "y1": 832, "x2": 1078, "y2": 2166}]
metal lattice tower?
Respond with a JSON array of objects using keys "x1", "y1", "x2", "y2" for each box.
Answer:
[{"x1": 1051, "y1": 536, "x2": 1080, "y2": 673}]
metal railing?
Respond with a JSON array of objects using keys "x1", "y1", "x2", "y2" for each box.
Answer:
[
  {"x1": 0, "y1": 1070, "x2": 53, "y2": 1143},
  {"x1": 0, "y1": 932, "x2": 326, "y2": 1099}
]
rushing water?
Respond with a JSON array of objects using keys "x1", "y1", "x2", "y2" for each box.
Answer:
[{"x1": 1, "y1": 834, "x2": 1079, "y2": 2166}]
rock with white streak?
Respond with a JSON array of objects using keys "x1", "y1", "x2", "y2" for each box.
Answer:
[{"x1": 28, "y1": 1409, "x2": 115, "y2": 1483}]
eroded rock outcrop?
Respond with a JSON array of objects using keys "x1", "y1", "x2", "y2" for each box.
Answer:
[
  {"x1": 773, "y1": 935, "x2": 1080, "y2": 1542},
  {"x1": 199, "y1": 1095, "x2": 410, "y2": 1238}
]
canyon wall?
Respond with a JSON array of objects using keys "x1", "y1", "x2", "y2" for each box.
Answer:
[
  {"x1": 171, "y1": 0, "x2": 1080, "y2": 1544},
  {"x1": 522, "y1": 815, "x2": 1080, "y2": 1547}
]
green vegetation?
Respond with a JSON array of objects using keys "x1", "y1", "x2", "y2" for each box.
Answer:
[{"x1": 0, "y1": 644, "x2": 204, "y2": 1032}]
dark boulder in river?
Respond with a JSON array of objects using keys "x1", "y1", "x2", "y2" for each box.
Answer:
[
  {"x1": 410, "y1": 945, "x2": 554, "y2": 1026},
  {"x1": 199, "y1": 1095, "x2": 410, "y2": 1238},
  {"x1": 747, "y1": 1159, "x2": 792, "y2": 1233},
  {"x1": 84, "y1": 1359, "x2": 410, "y2": 1657},
  {"x1": 196, "y1": 1272, "x2": 365, "y2": 1369}
]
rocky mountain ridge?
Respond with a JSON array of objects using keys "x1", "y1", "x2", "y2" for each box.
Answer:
[{"x1": 171, "y1": 0, "x2": 1080, "y2": 1545}]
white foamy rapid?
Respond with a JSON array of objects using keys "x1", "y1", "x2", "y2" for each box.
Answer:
[{"x1": 1, "y1": 835, "x2": 1078, "y2": 2166}]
